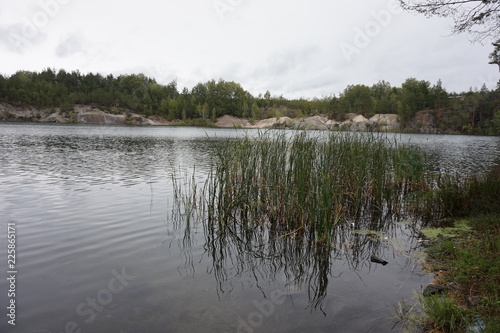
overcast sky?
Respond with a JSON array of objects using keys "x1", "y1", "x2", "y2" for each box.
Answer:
[{"x1": 0, "y1": 0, "x2": 498, "y2": 98}]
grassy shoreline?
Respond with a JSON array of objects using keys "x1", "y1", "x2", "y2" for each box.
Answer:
[
  {"x1": 402, "y1": 167, "x2": 500, "y2": 332},
  {"x1": 411, "y1": 215, "x2": 500, "y2": 333}
]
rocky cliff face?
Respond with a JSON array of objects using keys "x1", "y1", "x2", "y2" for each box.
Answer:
[
  {"x1": 216, "y1": 113, "x2": 401, "y2": 131},
  {"x1": 0, "y1": 104, "x2": 170, "y2": 125},
  {"x1": 369, "y1": 114, "x2": 401, "y2": 132},
  {"x1": 1, "y1": 103, "x2": 402, "y2": 131},
  {"x1": 405, "y1": 110, "x2": 440, "y2": 134},
  {"x1": 75, "y1": 107, "x2": 126, "y2": 125}
]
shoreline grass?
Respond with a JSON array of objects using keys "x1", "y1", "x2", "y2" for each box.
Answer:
[
  {"x1": 398, "y1": 168, "x2": 500, "y2": 332},
  {"x1": 412, "y1": 214, "x2": 500, "y2": 333}
]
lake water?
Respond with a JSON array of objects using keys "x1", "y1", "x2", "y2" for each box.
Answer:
[{"x1": 1, "y1": 123, "x2": 499, "y2": 333}]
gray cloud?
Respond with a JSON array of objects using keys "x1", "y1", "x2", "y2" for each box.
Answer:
[
  {"x1": 0, "y1": 23, "x2": 47, "y2": 53},
  {"x1": 250, "y1": 46, "x2": 320, "y2": 88},
  {"x1": 55, "y1": 34, "x2": 85, "y2": 58}
]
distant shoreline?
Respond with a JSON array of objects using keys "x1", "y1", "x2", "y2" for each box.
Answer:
[
  {"x1": 0, "y1": 103, "x2": 402, "y2": 132},
  {"x1": 3, "y1": 103, "x2": 500, "y2": 136}
]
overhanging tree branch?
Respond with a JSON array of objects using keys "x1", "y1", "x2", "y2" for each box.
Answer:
[
  {"x1": 489, "y1": 40, "x2": 500, "y2": 71},
  {"x1": 399, "y1": 0, "x2": 500, "y2": 42}
]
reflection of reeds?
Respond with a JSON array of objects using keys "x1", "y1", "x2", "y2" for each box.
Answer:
[{"x1": 170, "y1": 131, "x2": 427, "y2": 310}]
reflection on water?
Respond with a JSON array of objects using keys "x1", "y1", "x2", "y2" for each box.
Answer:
[
  {"x1": 175, "y1": 193, "x2": 422, "y2": 314},
  {"x1": 0, "y1": 123, "x2": 499, "y2": 333}
]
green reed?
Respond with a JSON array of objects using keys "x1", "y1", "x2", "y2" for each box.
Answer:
[
  {"x1": 191, "y1": 131, "x2": 427, "y2": 241},
  {"x1": 168, "y1": 132, "x2": 428, "y2": 309},
  {"x1": 169, "y1": 133, "x2": 500, "y2": 314}
]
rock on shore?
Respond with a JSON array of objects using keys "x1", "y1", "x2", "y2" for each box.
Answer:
[
  {"x1": 1, "y1": 103, "x2": 401, "y2": 131},
  {"x1": 217, "y1": 113, "x2": 400, "y2": 131},
  {"x1": 0, "y1": 104, "x2": 170, "y2": 125}
]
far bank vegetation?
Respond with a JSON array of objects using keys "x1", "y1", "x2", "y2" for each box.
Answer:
[{"x1": 1, "y1": 69, "x2": 499, "y2": 134}]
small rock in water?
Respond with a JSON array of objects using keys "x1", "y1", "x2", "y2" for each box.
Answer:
[
  {"x1": 423, "y1": 284, "x2": 446, "y2": 297},
  {"x1": 370, "y1": 255, "x2": 388, "y2": 265}
]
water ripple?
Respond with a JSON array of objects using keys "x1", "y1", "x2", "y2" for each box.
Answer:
[{"x1": 1, "y1": 124, "x2": 499, "y2": 333}]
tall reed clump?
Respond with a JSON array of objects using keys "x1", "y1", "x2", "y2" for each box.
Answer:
[{"x1": 197, "y1": 131, "x2": 426, "y2": 241}]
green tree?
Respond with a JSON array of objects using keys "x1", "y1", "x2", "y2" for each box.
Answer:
[
  {"x1": 7, "y1": 71, "x2": 35, "y2": 105},
  {"x1": 147, "y1": 82, "x2": 163, "y2": 113},
  {"x1": 202, "y1": 79, "x2": 248, "y2": 118},
  {"x1": 217, "y1": 80, "x2": 247, "y2": 117},
  {"x1": 164, "y1": 97, "x2": 179, "y2": 121},
  {"x1": 56, "y1": 69, "x2": 80, "y2": 92},
  {"x1": 327, "y1": 95, "x2": 345, "y2": 119},
  {"x1": 342, "y1": 84, "x2": 376, "y2": 116},
  {"x1": 118, "y1": 74, "x2": 151, "y2": 111},
  {"x1": 493, "y1": 110, "x2": 500, "y2": 134},
  {"x1": 0, "y1": 74, "x2": 6, "y2": 101},
  {"x1": 195, "y1": 103, "x2": 209, "y2": 119},
  {"x1": 250, "y1": 101, "x2": 259, "y2": 119},
  {"x1": 371, "y1": 81, "x2": 399, "y2": 114},
  {"x1": 429, "y1": 79, "x2": 449, "y2": 109},
  {"x1": 38, "y1": 68, "x2": 57, "y2": 84},
  {"x1": 489, "y1": 39, "x2": 500, "y2": 90},
  {"x1": 178, "y1": 87, "x2": 195, "y2": 119},
  {"x1": 489, "y1": 40, "x2": 500, "y2": 72},
  {"x1": 191, "y1": 82, "x2": 208, "y2": 107},
  {"x1": 165, "y1": 80, "x2": 179, "y2": 99},
  {"x1": 398, "y1": 78, "x2": 431, "y2": 124},
  {"x1": 264, "y1": 90, "x2": 271, "y2": 100}
]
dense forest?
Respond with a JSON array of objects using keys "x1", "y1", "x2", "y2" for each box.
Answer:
[{"x1": 1, "y1": 68, "x2": 499, "y2": 134}]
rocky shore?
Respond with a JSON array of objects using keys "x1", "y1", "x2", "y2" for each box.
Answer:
[
  {"x1": 0, "y1": 103, "x2": 402, "y2": 131},
  {"x1": 0, "y1": 104, "x2": 171, "y2": 126},
  {"x1": 215, "y1": 113, "x2": 401, "y2": 131}
]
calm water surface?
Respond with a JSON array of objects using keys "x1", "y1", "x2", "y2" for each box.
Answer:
[{"x1": 1, "y1": 123, "x2": 499, "y2": 333}]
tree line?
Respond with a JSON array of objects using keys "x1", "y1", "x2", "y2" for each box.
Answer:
[{"x1": 0, "y1": 68, "x2": 499, "y2": 134}]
